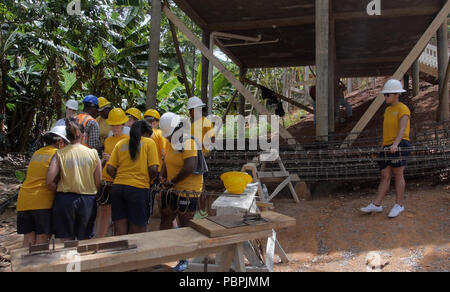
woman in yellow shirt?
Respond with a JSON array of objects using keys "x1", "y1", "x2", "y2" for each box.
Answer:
[
  {"x1": 46, "y1": 118, "x2": 102, "y2": 241},
  {"x1": 361, "y1": 80, "x2": 411, "y2": 218},
  {"x1": 16, "y1": 126, "x2": 68, "y2": 247},
  {"x1": 106, "y1": 120, "x2": 159, "y2": 235},
  {"x1": 96, "y1": 108, "x2": 129, "y2": 238},
  {"x1": 144, "y1": 109, "x2": 168, "y2": 169}
]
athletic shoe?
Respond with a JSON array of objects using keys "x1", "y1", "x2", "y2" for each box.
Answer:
[
  {"x1": 388, "y1": 204, "x2": 405, "y2": 218},
  {"x1": 173, "y1": 259, "x2": 189, "y2": 272},
  {"x1": 360, "y1": 203, "x2": 383, "y2": 213}
]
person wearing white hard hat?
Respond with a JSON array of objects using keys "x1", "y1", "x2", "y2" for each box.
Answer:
[
  {"x1": 16, "y1": 126, "x2": 69, "y2": 247},
  {"x1": 55, "y1": 100, "x2": 79, "y2": 127},
  {"x1": 361, "y1": 79, "x2": 411, "y2": 218},
  {"x1": 187, "y1": 96, "x2": 215, "y2": 154},
  {"x1": 159, "y1": 112, "x2": 205, "y2": 272}
]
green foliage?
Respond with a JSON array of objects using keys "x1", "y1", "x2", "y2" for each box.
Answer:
[{"x1": 15, "y1": 170, "x2": 26, "y2": 183}]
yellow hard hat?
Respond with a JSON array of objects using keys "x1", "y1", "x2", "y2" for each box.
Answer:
[
  {"x1": 220, "y1": 172, "x2": 253, "y2": 194},
  {"x1": 106, "y1": 108, "x2": 129, "y2": 126},
  {"x1": 144, "y1": 109, "x2": 161, "y2": 120},
  {"x1": 98, "y1": 97, "x2": 112, "y2": 111},
  {"x1": 125, "y1": 108, "x2": 142, "y2": 120}
]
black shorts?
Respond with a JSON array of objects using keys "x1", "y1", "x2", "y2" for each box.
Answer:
[
  {"x1": 378, "y1": 140, "x2": 412, "y2": 170},
  {"x1": 97, "y1": 182, "x2": 113, "y2": 205},
  {"x1": 52, "y1": 192, "x2": 97, "y2": 240},
  {"x1": 17, "y1": 209, "x2": 52, "y2": 235},
  {"x1": 160, "y1": 191, "x2": 199, "y2": 213},
  {"x1": 111, "y1": 184, "x2": 152, "y2": 227}
]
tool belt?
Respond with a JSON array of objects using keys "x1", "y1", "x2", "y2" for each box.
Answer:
[{"x1": 96, "y1": 181, "x2": 113, "y2": 205}]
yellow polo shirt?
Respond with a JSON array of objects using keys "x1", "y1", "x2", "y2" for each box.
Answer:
[
  {"x1": 383, "y1": 102, "x2": 410, "y2": 146},
  {"x1": 151, "y1": 128, "x2": 167, "y2": 171},
  {"x1": 17, "y1": 146, "x2": 58, "y2": 211},
  {"x1": 108, "y1": 137, "x2": 160, "y2": 189},
  {"x1": 102, "y1": 134, "x2": 128, "y2": 182},
  {"x1": 165, "y1": 138, "x2": 203, "y2": 196}
]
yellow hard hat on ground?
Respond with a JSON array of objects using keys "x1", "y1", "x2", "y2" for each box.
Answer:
[
  {"x1": 144, "y1": 109, "x2": 161, "y2": 120},
  {"x1": 126, "y1": 108, "x2": 142, "y2": 120},
  {"x1": 106, "y1": 108, "x2": 129, "y2": 126},
  {"x1": 98, "y1": 97, "x2": 112, "y2": 111},
  {"x1": 220, "y1": 172, "x2": 253, "y2": 194}
]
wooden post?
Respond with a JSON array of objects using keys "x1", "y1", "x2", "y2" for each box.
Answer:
[
  {"x1": 412, "y1": 59, "x2": 420, "y2": 97},
  {"x1": 201, "y1": 30, "x2": 210, "y2": 104},
  {"x1": 163, "y1": 6, "x2": 296, "y2": 142},
  {"x1": 316, "y1": 0, "x2": 330, "y2": 141},
  {"x1": 239, "y1": 67, "x2": 247, "y2": 116},
  {"x1": 146, "y1": 0, "x2": 162, "y2": 109},
  {"x1": 328, "y1": 1, "x2": 336, "y2": 133},
  {"x1": 166, "y1": 0, "x2": 193, "y2": 98},
  {"x1": 403, "y1": 74, "x2": 410, "y2": 92},
  {"x1": 437, "y1": 21, "x2": 449, "y2": 121},
  {"x1": 341, "y1": 1, "x2": 450, "y2": 147}
]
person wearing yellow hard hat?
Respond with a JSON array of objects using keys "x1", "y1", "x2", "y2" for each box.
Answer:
[
  {"x1": 144, "y1": 109, "x2": 167, "y2": 172},
  {"x1": 95, "y1": 108, "x2": 129, "y2": 238},
  {"x1": 125, "y1": 108, "x2": 142, "y2": 127},
  {"x1": 96, "y1": 97, "x2": 113, "y2": 145}
]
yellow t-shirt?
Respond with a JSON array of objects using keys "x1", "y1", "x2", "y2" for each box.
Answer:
[
  {"x1": 165, "y1": 138, "x2": 203, "y2": 196},
  {"x1": 56, "y1": 144, "x2": 99, "y2": 195},
  {"x1": 96, "y1": 116, "x2": 111, "y2": 145},
  {"x1": 191, "y1": 116, "x2": 215, "y2": 153},
  {"x1": 151, "y1": 128, "x2": 168, "y2": 171},
  {"x1": 102, "y1": 134, "x2": 128, "y2": 182},
  {"x1": 17, "y1": 146, "x2": 58, "y2": 211},
  {"x1": 108, "y1": 137, "x2": 160, "y2": 189},
  {"x1": 383, "y1": 102, "x2": 411, "y2": 146}
]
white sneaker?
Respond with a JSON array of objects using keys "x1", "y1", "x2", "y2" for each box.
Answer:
[
  {"x1": 388, "y1": 204, "x2": 405, "y2": 218},
  {"x1": 360, "y1": 203, "x2": 383, "y2": 213}
]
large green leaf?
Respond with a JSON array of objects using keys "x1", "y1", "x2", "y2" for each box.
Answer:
[
  {"x1": 213, "y1": 73, "x2": 230, "y2": 97},
  {"x1": 60, "y1": 69, "x2": 77, "y2": 94},
  {"x1": 157, "y1": 77, "x2": 182, "y2": 100},
  {"x1": 93, "y1": 43, "x2": 104, "y2": 66}
]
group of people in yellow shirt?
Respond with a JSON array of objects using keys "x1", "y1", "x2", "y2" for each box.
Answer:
[{"x1": 16, "y1": 94, "x2": 214, "y2": 269}]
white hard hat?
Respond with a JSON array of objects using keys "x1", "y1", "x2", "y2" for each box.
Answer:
[
  {"x1": 159, "y1": 112, "x2": 181, "y2": 138},
  {"x1": 48, "y1": 126, "x2": 69, "y2": 143},
  {"x1": 65, "y1": 99, "x2": 79, "y2": 111},
  {"x1": 381, "y1": 79, "x2": 406, "y2": 94},
  {"x1": 187, "y1": 96, "x2": 206, "y2": 110}
]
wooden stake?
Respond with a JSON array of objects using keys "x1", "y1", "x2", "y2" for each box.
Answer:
[{"x1": 146, "y1": 0, "x2": 162, "y2": 109}]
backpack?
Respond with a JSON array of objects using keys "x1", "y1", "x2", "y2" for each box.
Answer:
[{"x1": 177, "y1": 135, "x2": 208, "y2": 176}]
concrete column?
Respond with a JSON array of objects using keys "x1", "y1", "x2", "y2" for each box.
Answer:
[
  {"x1": 315, "y1": 0, "x2": 330, "y2": 141},
  {"x1": 412, "y1": 59, "x2": 420, "y2": 96}
]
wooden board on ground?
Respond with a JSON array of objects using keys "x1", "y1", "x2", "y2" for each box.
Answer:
[{"x1": 190, "y1": 211, "x2": 296, "y2": 238}]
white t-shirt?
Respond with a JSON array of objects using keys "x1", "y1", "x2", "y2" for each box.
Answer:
[{"x1": 108, "y1": 126, "x2": 130, "y2": 137}]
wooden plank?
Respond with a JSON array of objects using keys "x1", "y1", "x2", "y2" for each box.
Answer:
[
  {"x1": 206, "y1": 7, "x2": 439, "y2": 31},
  {"x1": 341, "y1": 1, "x2": 450, "y2": 147},
  {"x1": 163, "y1": 6, "x2": 296, "y2": 143},
  {"x1": 437, "y1": 22, "x2": 450, "y2": 122},
  {"x1": 232, "y1": 243, "x2": 246, "y2": 272},
  {"x1": 244, "y1": 79, "x2": 314, "y2": 114},
  {"x1": 10, "y1": 228, "x2": 273, "y2": 272},
  {"x1": 146, "y1": 0, "x2": 162, "y2": 109},
  {"x1": 189, "y1": 211, "x2": 296, "y2": 238}
]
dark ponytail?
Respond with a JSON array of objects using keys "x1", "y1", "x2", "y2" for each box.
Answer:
[
  {"x1": 65, "y1": 117, "x2": 82, "y2": 143},
  {"x1": 129, "y1": 120, "x2": 153, "y2": 161}
]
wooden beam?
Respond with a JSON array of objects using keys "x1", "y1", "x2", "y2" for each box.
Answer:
[
  {"x1": 146, "y1": 0, "x2": 162, "y2": 109},
  {"x1": 201, "y1": 30, "x2": 210, "y2": 104},
  {"x1": 341, "y1": 0, "x2": 450, "y2": 147},
  {"x1": 239, "y1": 68, "x2": 247, "y2": 116},
  {"x1": 338, "y1": 56, "x2": 405, "y2": 65},
  {"x1": 316, "y1": 0, "x2": 330, "y2": 141},
  {"x1": 329, "y1": 1, "x2": 336, "y2": 133},
  {"x1": 162, "y1": 5, "x2": 296, "y2": 143},
  {"x1": 206, "y1": 7, "x2": 439, "y2": 31},
  {"x1": 244, "y1": 79, "x2": 314, "y2": 114},
  {"x1": 172, "y1": 0, "x2": 208, "y2": 29},
  {"x1": 222, "y1": 90, "x2": 238, "y2": 122},
  {"x1": 412, "y1": 59, "x2": 420, "y2": 96},
  {"x1": 437, "y1": 20, "x2": 449, "y2": 121}
]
